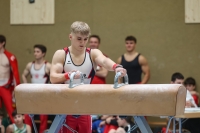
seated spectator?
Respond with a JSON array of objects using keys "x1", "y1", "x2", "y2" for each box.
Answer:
[
  {"x1": 0, "y1": 110, "x2": 5, "y2": 133},
  {"x1": 103, "y1": 116, "x2": 118, "y2": 133},
  {"x1": 92, "y1": 115, "x2": 112, "y2": 133},
  {"x1": 162, "y1": 72, "x2": 200, "y2": 133},
  {"x1": 184, "y1": 77, "x2": 199, "y2": 106},
  {"x1": 108, "y1": 116, "x2": 139, "y2": 133},
  {"x1": 170, "y1": 72, "x2": 197, "y2": 108},
  {"x1": 6, "y1": 110, "x2": 31, "y2": 133},
  {"x1": 92, "y1": 116, "x2": 105, "y2": 133}
]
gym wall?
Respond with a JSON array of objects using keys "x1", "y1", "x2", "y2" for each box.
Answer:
[{"x1": 0, "y1": 0, "x2": 200, "y2": 92}]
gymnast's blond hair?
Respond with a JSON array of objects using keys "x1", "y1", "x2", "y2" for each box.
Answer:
[{"x1": 70, "y1": 21, "x2": 91, "y2": 36}]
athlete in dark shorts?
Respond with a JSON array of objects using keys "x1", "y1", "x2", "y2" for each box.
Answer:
[{"x1": 117, "y1": 35, "x2": 150, "y2": 84}]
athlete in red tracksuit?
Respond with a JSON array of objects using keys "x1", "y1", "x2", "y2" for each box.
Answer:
[
  {"x1": 22, "y1": 44, "x2": 51, "y2": 133},
  {"x1": 0, "y1": 35, "x2": 20, "y2": 123}
]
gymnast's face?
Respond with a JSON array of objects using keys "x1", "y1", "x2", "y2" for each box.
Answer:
[
  {"x1": 125, "y1": 40, "x2": 136, "y2": 52},
  {"x1": 0, "y1": 42, "x2": 5, "y2": 49},
  {"x1": 34, "y1": 48, "x2": 45, "y2": 60},
  {"x1": 117, "y1": 117, "x2": 126, "y2": 127},
  {"x1": 14, "y1": 114, "x2": 24, "y2": 125},
  {"x1": 185, "y1": 84, "x2": 195, "y2": 91},
  {"x1": 88, "y1": 37, "x2": 100, "y2": 49},
  {"x1": 172, "y1": 79, "x2": 184, "y2": 84},
  {"x1": 70, "y1": 33, "x2": 89, "y2": 51}
]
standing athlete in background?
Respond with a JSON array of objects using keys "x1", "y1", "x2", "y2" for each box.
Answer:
[
  {"x1": 22, "y1": 44, "x2": 51, "y2": 133},
  {"x1": 117, "y1": 35, "x2": 150, "y2": 84},
  {"x1": 0, "y1": 35, "x2": 20, "y2": 123}
]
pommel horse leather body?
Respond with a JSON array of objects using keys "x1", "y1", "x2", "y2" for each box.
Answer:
[{"x1": 15, "y1": 84, "x2": 186, "y2": 117}]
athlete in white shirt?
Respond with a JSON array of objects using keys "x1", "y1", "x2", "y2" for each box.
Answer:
[
  {"x1": 22, "y1": 44, "x2": 51, "y2": 133},
  {"x1": 50, "y1": 21, "x2": 127, "y2": 133}
]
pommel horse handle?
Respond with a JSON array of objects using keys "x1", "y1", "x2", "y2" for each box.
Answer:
[
  {"x1": 69, "y1": 71, "x2": 129, "y2": 89},
  {"x1": 69, "y1": 72, "x2": 84, "y2": 88},
  {"x1": 114, "y1": 72, "x2": 128, "y2": 89}
]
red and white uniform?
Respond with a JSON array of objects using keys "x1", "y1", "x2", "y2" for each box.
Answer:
[
  {"x1": 30, "y1": 61, "x2": 49, "y2": 84},
  {"x1": 61, "y1": 47, "x2": 95, "y2": 133},
  {"x1": 63, "y1": 48, "x2": 95, "y2": 84},
  {"x1": 0, "y1": 50, "x2": 20, "y2": 123},
  {"x1": 24, "y1": 61, "x2": 49, "y2": 133}
]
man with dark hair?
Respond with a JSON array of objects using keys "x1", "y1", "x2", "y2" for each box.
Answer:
[
  {"x1": 169, "y1": 73, "x2": 200, "y2": 133},
  {"x1": 171, "y1": 72, "x2": 184, "y2": 83},
  {"x1": 22, "y1": 44, "x2": 51, "y2": 133},
  {"x1": 184, "y1": 77, "x2": 196, "y2": 86},
  {"x1": 170, "y1": 72, "x2": 197, "y2": 107},
  {"x1": 22, "y1": 44, "x2": 51, "y2": 83},
  {"x1": 117, "y1": 35, "x2": 150, "y2": 84},
  {"x1": 162, "y1": 73, "x2": 198, "y2": 133},
  {"x1": 34, "y1": 44, "x2": 47, "y2": 55},
  {"x1": 125, "y1": 36, "x2": 137, "y2": 44},
  {"x1": 88, "y1": 35, "x2": 108, "y2": 84},
  {"x1": 0, "y1": 34, "x2": 20, "y2": 123},
  {"x1": 6, "y1": 110, "x2": 31, "y2": 133},
  {"x1": 89, "y1": 35, "x2": 101, "y2": 49},
  {"x1": 184, "y1": 77, "x2": 199, "y2": 106}
]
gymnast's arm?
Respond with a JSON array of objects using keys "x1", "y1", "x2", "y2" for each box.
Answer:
[
  {"x1": 91, "y1": 49, "x2": 115, "y2": 71},
  {"x1": 21, "y1": 62, "x2": 32, "y2": 83},
  {"x1": 139, "y1": 55, "x2": 150, "y2": 84},
  {"x1": 50, "y1": 50, "x2": 67, "y2": 84},
  {"x1": 26, "y1": 124, "x2": 31, "y2": 133},
  {"x1": 116, "y1": 56, "x2": 122, "y2": 64},
  {"x1": 1, "y1": 125, "x2": 5, "y2": 133},
  {"x1": 95, "y1": 66, "x2": 108, "y2": 78},
  {"x1": 6, "y1": 124, "x2": 13, "y2": 133},
  {"x1": 46, "y1": 62, "x2": 52, "y2": 76},
  {"x1": 91, "y1": 49, "x2": 126, "y2": 76}
]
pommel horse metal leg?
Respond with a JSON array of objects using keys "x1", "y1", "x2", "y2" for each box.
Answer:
[
  {"x1": 166, "y1": 117, "x2": 183, "y2": 133},
  {"x1": 179, "y1": 118, "x2": 182, "y2": 133},
  {"x1": 48, "y1": 115, "x2": 67, "y2": 133},
  {"x1": 29, "y1": 114, "x2": 38, "y2": 133},
  {"x1": 134, "y1": 116, "x2": 153, "y2": 133},
  {"x1": 173, "y1": 118, "x2": 176, "y2": 133},
  {"x1": 166, "y1": 116, "x2": 173, "y2": 133}
]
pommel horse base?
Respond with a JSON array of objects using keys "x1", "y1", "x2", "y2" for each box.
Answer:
[{"x1": 14, "y1": 72, "x2": 186, "y2": 133}]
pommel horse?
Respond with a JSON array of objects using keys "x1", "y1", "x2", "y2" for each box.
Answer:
[{"x1": 14, "y1": 72, "x2": 186, "y2": 133}]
